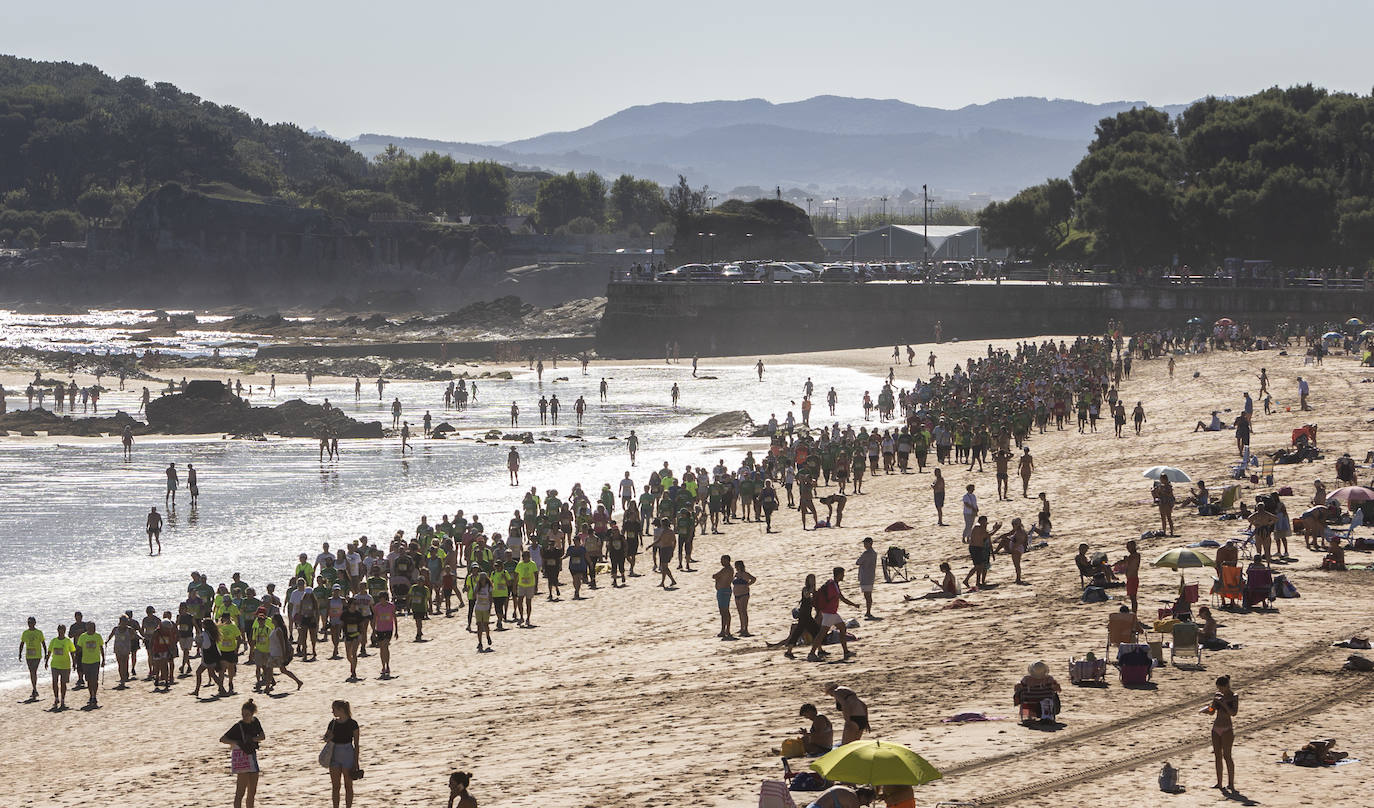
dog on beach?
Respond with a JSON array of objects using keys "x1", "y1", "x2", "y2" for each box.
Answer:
[{"x1": 448, "y1": 771, "x2": 477, "y2": 808}]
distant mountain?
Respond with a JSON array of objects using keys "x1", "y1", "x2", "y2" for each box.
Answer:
[{"x1": 352, "y1": 95, "x2": 1193, "y2": 195}]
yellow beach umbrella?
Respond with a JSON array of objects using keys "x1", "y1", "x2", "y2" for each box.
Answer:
[{"x1": 809, "y1": 740, "x2": 942, "y2": 786}]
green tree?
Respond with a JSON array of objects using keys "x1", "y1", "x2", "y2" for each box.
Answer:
[{"x1": 609, "y1": 174, "x2": 665, "y2": 232}]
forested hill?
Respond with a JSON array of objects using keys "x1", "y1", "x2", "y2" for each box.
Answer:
[{"x1": 0, "y1": 55, "x2": 368, "y2": 238}]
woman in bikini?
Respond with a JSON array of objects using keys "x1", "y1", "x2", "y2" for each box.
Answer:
[
  {"x1": 1202, "y1": 674, "x2": 1238, "y2": 791},
  {"x1": 732, "y1": 560, "x2": 757, "y2": 637}
]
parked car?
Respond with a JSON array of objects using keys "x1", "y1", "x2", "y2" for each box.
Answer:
[
  {"x1": 659, "y1": 263, "x2": 718, "y2": 281},
  {"x1": 758, "y1": 262, "x2": 813, "y2": 281}
]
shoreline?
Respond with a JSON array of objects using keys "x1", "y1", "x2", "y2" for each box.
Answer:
[{"x1": 4, "y1": 335, "x2": 1374, "y2": 807}]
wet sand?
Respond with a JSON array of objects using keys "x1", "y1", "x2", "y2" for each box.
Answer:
[{"x1": 3, "y1": 338, "x2": 1373, "y2": 807}]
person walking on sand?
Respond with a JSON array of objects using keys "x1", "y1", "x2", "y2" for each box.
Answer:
[
  {"x1": 220, "y1": 698, "x2": 265, "y2": 808},
  {"x1": 1017, "y1": 448, "x2": 1034, "y2": 497},
  {"x1": 1297, "y1": 376, "x2": 1310, "y2": 410},
  {"x1": 960, "y1": 484, "x2": 978, "y2": 539},
  {"x1": 653, "y1": 519, "x2": 677, "y2": 589},
  {"x1": 45, "y1": 623, "x2": 75, "y2": 709},
  {"x1": 1202, "y1": 675, "x2": 1238, "y2": 793},
  {"x1": 324, "y1": 700, "x2": 361, "y2": 808},
  {"x1": 19, "y1": 616, "x2": 46, "y2": 701},
  {"x1": 1132, "y1": 401, "x2": 1146, "y2": 435},
  {"x1": 808, "y1": 567, "x2": 857, "y2": 662},
  {"x1": 146, "y1": 507, "x2": 163, "y2": 555},
  {"x1": 963, "y1": 515, "x2": 998, "y2": 590},
  {"x1": 75, "y1": 620, "x2": 105, "y2": 709}
]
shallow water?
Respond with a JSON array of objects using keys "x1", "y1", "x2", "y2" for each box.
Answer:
[
  {"x1": 0, "y1": 308, "x2": 275, "y2": 358},
  {"x1": 0, "y1": 359, "x2": 893, "y2": 686}
]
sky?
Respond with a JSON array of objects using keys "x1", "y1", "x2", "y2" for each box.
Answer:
[{"x1": 7, "y1": 0, "x2": 1374, "y2": 144}]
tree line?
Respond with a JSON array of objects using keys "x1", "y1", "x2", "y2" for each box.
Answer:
[{"x1": 980, "y1": 85, "x2": 1374, "y2": 268}]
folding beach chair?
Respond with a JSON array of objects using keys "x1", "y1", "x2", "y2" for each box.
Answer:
[
  {"x1": 1216, "y1": 485, "x2": 1240, "y2": 512},
  {"x1": 1170, "y1": 621, "x2": 1203, "y2": 668},
  {"x1": 759, "y1": 780, "x2": 798, "y2": 808},
  {"x1": 1210, "y1": 565, "x2": 1244, "y2": 607},
  {"x1": 1107, "y1": 611, "x2": 1142, "y2": 657},
  {"x1": 1117, "y1": 643, "x2": 1153, "y2": 686},
  {"x1": 1070, "y1": 655, "x2": 1107, "y2": 685},
  {"x1": 1243, "y1": 565, "x2": 1274, "y2": 610},
  {"x1": 881, "y1": 546, "x2": 910, "y2": 583}
]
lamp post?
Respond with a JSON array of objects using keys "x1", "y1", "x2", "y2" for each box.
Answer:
[
  {"x1": 879, "y1": 196, "x2": 888, "y2": 225},
  {"x1": 697, "y1": 231, "x2": 706, "y2": 265},
  {"x1": 709, "y1": 232, "x2": 717, "y2": 265},
  {"x1": 708, "y1": 195, "x2": 718, "y2": 211},
  {"x1": 744, "y1": 232, "x2": 753, "y2": 260},
  {"x1": 806, "y1": 197, "x2": 814, "y2": 216},
  {"x1": 922, "y1": 184, "x2": 930, "y2": 278}
]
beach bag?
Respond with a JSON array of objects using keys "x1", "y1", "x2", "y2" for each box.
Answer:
[
  {"x1": 231, "y1": 749, "x2": 255, "y2": 774},
  {"x1": 1272, "y1": 575, "x2": 1299, "y2": 599},
  {"x1": 319, "y1": 720, "x2": 336, "y2": 768},
  {"x1": 780, "y1": 738, "x2": 807, "y2": 759},
  {"x1": 1159, "y1": 762, "x2": 1179, "y2": 792},
  {"x1": 1081, "y1": 586, "x2": 1108, "y2": 603}
]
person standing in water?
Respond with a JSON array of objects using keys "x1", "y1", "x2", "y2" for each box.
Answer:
[
  {"x1": 507, "y1": 447, "x2": 520, "y2": 486},
  {"x1": 187, "y1": 463, "x2": 199, "y2": 506},
  {"x1": 626, "y1": 430, "x2": 639, "y2": 466},
  {"x1": 756, "y1": 359, "x2": 765, "y2": 380},
  {"x1": 146, "y1": 507, "x2": 163, "y2": 555},
  {"x1": 121, "y1": 425, "x2": 134, "y2": 459},
  {"x1": 165, "y1": 462, "x2": 179, "y2": 505}
]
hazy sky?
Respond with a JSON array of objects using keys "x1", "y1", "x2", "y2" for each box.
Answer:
[{"x1": 9, "y1": 0, "x2": 1373, "y2": 143}]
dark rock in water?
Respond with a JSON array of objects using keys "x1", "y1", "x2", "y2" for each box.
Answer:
[
  {"x1": 432, "y1": 422, "x2": 456, "y2": 435},
  {"x1": 145, "y1": 383, "x2": 383, "y2": 437},
  {"x1": 0, "y1": 408, "x2": 147, "y2": 437},
  {"x1": 748, "y1": 424, "x2": 775, "y2": 438},
  {"x1": 484, "y1": 429, "x2": 503, "y2": 440},
  {"x1": 695, "y1": 375, "x2": 719, "y2": 380},
  {"x1": 501, "y1": 432, "x2": 535, "y2": 443},
  {"x1": 685, "y1": 410, "x2": 756, "y2": 438},
  {"x1": 382, "y1": 362, "x2": 453, "y2": 381}
]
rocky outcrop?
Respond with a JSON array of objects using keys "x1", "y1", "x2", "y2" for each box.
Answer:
[
  {"x1": 685, "y1": 410, "x2": 756, "y2": 438},
  {"x1": 0, "y1": 408, "x2": 148, "y2": 436},
  {"x1": 145, "y1": 382, "x2": 383, "y2": 437}
]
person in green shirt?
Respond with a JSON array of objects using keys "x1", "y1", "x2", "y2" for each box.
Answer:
[
  {"x1": 675, "y1": 507, "x2": 696, "y2": 572},
  {"x1": 74, "y1": 621, "x2": 105, "y2": 708},
  {"x1": 217, "y1": 613, "x2": 242, "y2": 694},
  {"x1": 408, "y1": 580, "x2": 431, "y2": 641},
  {"x1": 19, "y1": 616, "x2": 46, "y2": 700},
  {"x1": 514, "y1": 551, "x2": 538, "y2": 628},
  {"x1": 250, "y1": 612, "x2": 274, "y2": 691},
  {"x1": 293, "y1": 554, "x2": 314, "y2": 590},
  {"x1": 45, "y1": 623, "x2": 76, "y2": 709},
  {"x1": 490, "y1": 566, "x2": 512, "y2": 630}
]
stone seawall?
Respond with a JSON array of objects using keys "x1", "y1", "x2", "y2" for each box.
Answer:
[{"x1": 595, "y1": 281, "x2": 1372, "y2": 358}]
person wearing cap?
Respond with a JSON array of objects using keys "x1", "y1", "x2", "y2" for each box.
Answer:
[{"x1": 855, "y1": 538, "x2": 878, "y2": 618}]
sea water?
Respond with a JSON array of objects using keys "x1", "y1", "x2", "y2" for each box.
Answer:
[{"x1": 0, "y1": 359, "x2": 891, "y2": 686}]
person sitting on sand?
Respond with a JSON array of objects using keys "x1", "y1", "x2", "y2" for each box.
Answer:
[
  {"x1": 876, "y1": 784, "x2": 915, "y2": 808},
  {"x1": 796, "y1": 703, "x2": 833, "y2": 755},
  {"x1": 905, "y1": 562, "x2": 959, "y2": 600},
  {"x1": 1193, "y1": 412, "x2": 1227, "y2": 432},
  {"x1": 1014, "y1": 661, "x2": 1062, "y2": 723},
  {"x1": 1197, "y1": 606, "x2": 1229, "y2": 650}
]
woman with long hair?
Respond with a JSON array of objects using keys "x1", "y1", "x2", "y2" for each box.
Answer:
[
  {"x1": 192, "y1": 617, "x2": 225, "y2": 698},
  {"x1": 267, "y1": 615, "x2": 302, "y2": 691},
  {"x1": 325, "y1": 699, "x2": 360, "y2": 808},
  {"x1": 220, "y1": 698, "x2": 264, "y2": 808},
  {"x1": 769, "y1": 574, "x2": 819, "y2": 659}
]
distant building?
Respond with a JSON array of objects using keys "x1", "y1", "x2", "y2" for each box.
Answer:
[{"x1": 840, "y1": 224, "x2": 1004, "y2": 261}]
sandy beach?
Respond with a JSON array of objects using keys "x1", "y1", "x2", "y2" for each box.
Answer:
[{"x1": 4, "y1": 337, "x2": 1373, "y2": 808}]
